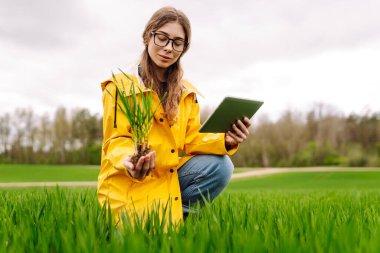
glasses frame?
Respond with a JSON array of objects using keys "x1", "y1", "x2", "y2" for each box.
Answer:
[{"x1": 151, "y1": 31, "x2": 188, "y2": 52}]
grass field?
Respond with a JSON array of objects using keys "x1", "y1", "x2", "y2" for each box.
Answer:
[
  {"x1": 228, "y1": 171, "x2": 380, "y2": 191},
  {"x1": 0, "y1": 164, "x2": 99, "y2": 182},
  {"x1": 1, "y1": 169, "x2": 380, "y2": 252},
  {"x1": 0, "y1": 164, "x2": 256, "y2": 182},
  {"x1": 1, "y1": 164, "x2": 379, "y2": 182}
]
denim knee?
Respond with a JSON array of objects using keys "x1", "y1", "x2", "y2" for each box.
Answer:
[
  {"x1": 179, "y1": 155, "x2": 234, "y2": 214},
  {"x1": 212, "y1": 155, "x2": 234, "y2": 188}
]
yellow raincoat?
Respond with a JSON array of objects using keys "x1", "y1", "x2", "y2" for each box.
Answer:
[{"x1": 97, "y1": 72, "x2": 238, "y2": 224}]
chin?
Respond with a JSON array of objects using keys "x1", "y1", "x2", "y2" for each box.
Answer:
[{"x1": 155, "y1": 61, "x2": 172, "y2": 69}]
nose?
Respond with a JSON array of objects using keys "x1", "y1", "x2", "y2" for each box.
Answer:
[{"x1": 163, "y1": 41, "x2": 173, "y2": 51}]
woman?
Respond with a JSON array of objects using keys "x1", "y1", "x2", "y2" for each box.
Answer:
[{"x1": 98, "y1": 6, "x2": 251, "y2": 224}]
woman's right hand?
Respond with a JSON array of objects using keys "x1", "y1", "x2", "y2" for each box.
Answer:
[{"x1": 123, "y1": 151, "x2": 156, "y2": 181}]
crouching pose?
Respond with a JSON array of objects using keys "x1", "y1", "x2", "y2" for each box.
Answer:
[{"x1": 98, "y1": 6, "x2": 251, "y2": 224}]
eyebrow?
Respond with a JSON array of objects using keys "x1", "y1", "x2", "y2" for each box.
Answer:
[{"x1": 156, "y1": 30, "x2": 185, "y2": 41}]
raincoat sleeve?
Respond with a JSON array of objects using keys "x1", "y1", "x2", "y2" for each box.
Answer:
[
  {"x1": 101, "y1": 81, "x2": 141, "y2": 182},
  {"x1": 183, "y1": 94, "x2": 239, "y2": 156}
]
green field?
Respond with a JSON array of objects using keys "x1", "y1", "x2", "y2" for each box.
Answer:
[
  {"x1": 0, "y1": 164, "x2": 250, "y2": 182},
  {"x1": 1, "y1": 164, "x2": 379, "y2": 183},
  {"x1": 0, "y1": 164, "x2": 99, "y2": 182},
  {"x1": 228, "y1": 171, "x2": 380, "y2": 191},
  {"x1": 0, "y1": 164, "x2": 255, "y2": 182},
  {"x1": 1, "y1": 169, "x2": 380, "y2": 252}
]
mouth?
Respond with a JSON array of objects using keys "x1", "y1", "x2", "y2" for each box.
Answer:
[{"x1": 158, "y1": 54, "x2": 172, "y2": 61}]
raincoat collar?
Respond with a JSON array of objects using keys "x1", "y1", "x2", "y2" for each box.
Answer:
[{"x1": 101, "y1": 62, "x2": 204, "y2": 97}]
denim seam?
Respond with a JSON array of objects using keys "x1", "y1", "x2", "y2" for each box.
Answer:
[
  {"x1": 180, "y1": 170, "x2": 204, "y2": 176},
  {"x1": 181, "y1": 184, "x2": 198, "y2": 201}
]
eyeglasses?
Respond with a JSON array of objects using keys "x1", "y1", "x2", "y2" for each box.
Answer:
[{"x1": 151, "y1": 31, "x2": 188, "y2": 52}]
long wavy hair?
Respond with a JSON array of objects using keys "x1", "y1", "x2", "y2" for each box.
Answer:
[{"x1": 140, "y1": 6, "x2": 191, "y2": 125}]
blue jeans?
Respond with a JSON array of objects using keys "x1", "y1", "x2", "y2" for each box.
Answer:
[{"x1": 178, "y1": 155, "x2": 234, "y2": 215}]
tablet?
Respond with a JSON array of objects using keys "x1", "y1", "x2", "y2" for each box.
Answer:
[{"x1": 199, "y1": 97, "x2": 264, "y2": 133}]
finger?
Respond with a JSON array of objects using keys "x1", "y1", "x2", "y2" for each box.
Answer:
[
  {"x1": 124, "y1": 161, "x2": 134, "y2": 171},
  {"x1": 132, "y1": 155, "x2": 146, "y2": 179},
  {"x1": 129, "y1": 170, "x2": 140, "y2": 179},
  {"x1": 148, "y1": 151, "x2": 156, "y2": 174},
  {"x1": 135, "y1": 156, "x2": 145, "y2": 170},
  {"x1": 236, "y1": 120, "x2": 250, "y2": 135},
  {"x1": 146, "y1": 152, "x2": 156, "y2": 176},
  {"x1": 124, "y1": 156, "x2": 137, "y2": 178},
  {"x1": 232, "y1": 123, "x2": 247, "y2": 139},
  {"x1": 127, "y1": 166, "x2": 140, "y2": 179},
  {"x1": 139, "y1": 156, "x2": 151, "y2": 180},
  {"x1": 243, "y1": 117, "x2": 251, "y2": 127},
  {"x1": 123, "y1": 156, "x2": 132, "y2": 169},
  {"x1": 225, "y1": 132, "x2": 237, "y2": 146},
  {"x1": 149, "y1": 151, "x2": 155, "y2": 170},
  {"x1": 229, "y1": 131, "x2": 242, "y2": 145},
  {"x1": 228, "y1": 130, "x2": 244, "y2": 143},
  {"x1": 241, "y1": 117, "x2": 251, "y2": 128},
  {"x1": 151, "y1": 152, "x2": 157, "y2": 174},
  {"x1": 243, "y1": 116, "x2": 251, "y2": 126},
  {"x1": 124, "y1": 161, "x2": 138, "y2": 178}
]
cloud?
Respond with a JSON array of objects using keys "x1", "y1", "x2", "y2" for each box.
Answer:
[
  {"x1": 0, "y1": 0, "x2": 94, "y2": 50},
  {"x1": 185, "y1": 0, "x2": 380, "y2": 76},
  {"x1": 0, "y1": 0, "x2": 380, "y2": 120},
  {"x1": 200, "y1": 38, "x2": 380, "y2": 120}
]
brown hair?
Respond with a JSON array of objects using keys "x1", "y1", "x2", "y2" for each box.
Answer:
[{"x1": 140, "y1": 6, "x2": 191, "y2": 125}]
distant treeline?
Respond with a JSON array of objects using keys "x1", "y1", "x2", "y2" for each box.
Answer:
[
  {"x1": 0, "y1": 105, "x2": 379, "y2": 167},
  {"x1": 0, "y1": 108, "x2": 103, "y2": 165},
  {"x1": 226, "y1": 106, "x2": 380, "y2": 167}
]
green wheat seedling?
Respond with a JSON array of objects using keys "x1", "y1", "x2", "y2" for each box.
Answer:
[
  {"x1": 2, "y1": 186, "x2": 380, "y2": 252},
  {"x1": 107, "y1": 69, "x2": 164, "y2": 164}
]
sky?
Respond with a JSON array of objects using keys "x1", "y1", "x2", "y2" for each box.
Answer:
[{"x1": 1, "y1": 0, "x2": 379, "y2": 121}]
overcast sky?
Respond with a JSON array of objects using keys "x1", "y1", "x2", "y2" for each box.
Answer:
[{"x1": 1, "y1": 0, "x2": 379, "y2": 121}]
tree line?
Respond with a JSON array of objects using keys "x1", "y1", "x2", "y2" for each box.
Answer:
[
  {"x1": 227, "y1": 105, "x2": 380, "y2": 167},
  {"x1": 0, "y1": 105, "x2": 379, "y2": 167},
  {"x1": 0, "y1": 108, "x2": 103, "y2": 165}
]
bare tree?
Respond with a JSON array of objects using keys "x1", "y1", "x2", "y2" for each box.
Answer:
[
  {"x1": 53, "y1": 107, "x2": 70, "y2": 164},
  {"x1": 0, "y1": 113, "x2": 11, "y2": 158}
]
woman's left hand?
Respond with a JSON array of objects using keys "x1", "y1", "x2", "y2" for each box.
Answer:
[{"x1": 225, "y1": 116, "x2": 251, "y2": 148}]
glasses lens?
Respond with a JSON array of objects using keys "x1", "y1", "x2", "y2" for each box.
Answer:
[
  {"x1": 154, "y1": 33, "x2": 169, "y2": 47},
  {"x1": 153, "y1": 33, "x2": 186, "y2": 52},
  {"x1": 173, "y1": 39, "x2": 185, "y2": 52}
]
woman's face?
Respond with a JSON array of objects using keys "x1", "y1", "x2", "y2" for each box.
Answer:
[{"x1": 148, "y1": 21, "x2": 186, "y2": 71}]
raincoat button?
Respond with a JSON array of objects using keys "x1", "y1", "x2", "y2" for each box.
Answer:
[
  {"x1": 175, "y1": 197, "x2": 178, "y2": 201},
  {"x1": 171, "y1": 149, "x2": 175, "y2": 153},
  {"x1": 159, "y1": 118, "x2": 164, "y2": 122},
  {"x1": 170, "y1": 169, "x2": 174, "y2": 173}
]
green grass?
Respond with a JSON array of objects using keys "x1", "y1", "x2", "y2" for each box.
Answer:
[
  {"x1": 1, "y1": 172, "x2": 380, "y2": 252},
  {"x1": 227, "y1": 171, "x2": 380, "y2": 191},
  {"x1": 1, "y1": 164, "x2": 255, "y2": 182},
  {"x1": 1, "y1": 164, "x2": 379, "y2": 183},
  {"x1": 0, "y1": 164, "x2": 99, "y2": 182},
  {"x1": 232, "y1": 167, "x2": 256, "y2": 173},
  {"x1": 0, "y1": 164, "x2": 252, "y2": 182},
  {"x1": 1, "y1": 188, "x2": 379, "y2": 253}
]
